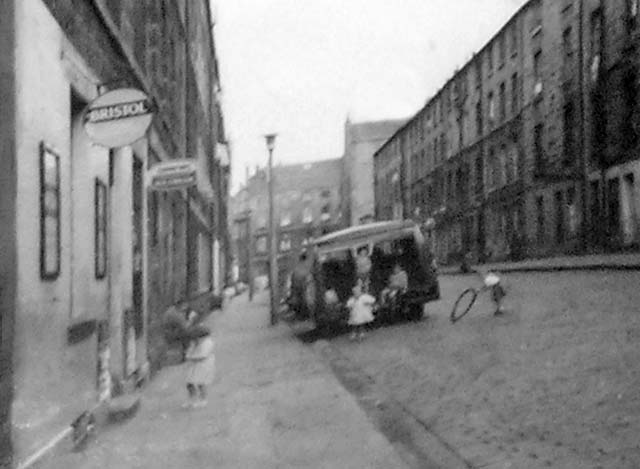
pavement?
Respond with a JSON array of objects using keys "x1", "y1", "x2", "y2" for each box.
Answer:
[
  {"x1": 438, "y1": 251, "x2": 640, "y2": 275},
  {"x1": 38, "y1": 291, "x2": 408, "y2": 469},
  {"x1": 328, "y1": 270, "x2": 640, "y2": 468}
]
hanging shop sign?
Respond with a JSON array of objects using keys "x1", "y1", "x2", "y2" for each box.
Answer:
[
  {"x1": 148, "y1": 160, "x2": 198, "y2": 191},
  {"x1": 83, "y1": 88, "x2": 154, "y2": 148}
]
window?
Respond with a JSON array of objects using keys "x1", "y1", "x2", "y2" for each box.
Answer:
[
  {"x1": 511, "y1": 73, "x2": 519, "y2": 114},
  {"x1": 533, "y1": 50, "x2": 542, "y2": 84},
  {"x1": 590, "y1": 180, "x2": 601, "y2": 229},
  {"x1": 628, "y1": 0, "x2": 639, "y2": 30},
  {"x1": 321, "y1": 203, "x2": 331, "y2": 221},
  {"x1": 488, "y1": 91, "x2": 495, "y2": 125},
  {"x1": 555, "y1": 191, "x2": 565, "y2": 243},
  {"x1": 488, "y1": 147, "x2": 497, "y2": 189},
  {"x1": 40, "y1": 143, "x2": 61, "y2": 280},
  {"x1": 256, "y1": 236, "x2": 267, "y2": 253},
  {"x1": 563, "y1": 101, "x2": 576, "y2": 167},
  {"x1": 499, "y1": 145, "x2": 507, "y2": 187},
  {"x1": 536, "y1": 196, "x2": 545, "y2": 242},
  {"x1": 510, "y1": 22, "x2": 519, "y2": 57},
  {"x1": 563, "y1": 27, "x2": 573, "y2": 64},
  {"x1": 608, "y1": 177, "x2": 620, "y2": 239},
  {"x1": 441, "y1": 133, "x2": 448, "y2": 160},
  {"x1": 622, "y1": 71, "x2": 638, "y2": 149},
  {"x1": 443, "y1": 88, "x2": 451, "y2": 118},
  {"x1": 279, "y1": 234, "x2": 291, "y2": 252},
  {"x1": 475, "y1": 61, "x2": 482, "y2": 89},
  {"x1": 280, "y1": 211, "x2": 291, "y2": 227},
  {"x1": 590, "y1": 9, "x2": 603, "y2": 82},
  {"x1": 487, "y1": 46, "x2": 494, "y2": 75},
  {"x1": 498, "y1": 34, "x2": 506, "y2": 67},
  {"x1": 303, "y1": 205, "x2": 312, "y2": 223},
  {"x1": 534, "y1": 123, "x2": 545, "y2": 174},
  {"x1": 475, "y1": 156, "x2": 484, "y2": 195},
  {"x1": 499, "y1": 82, "x2": 506, "y2": 122},
  {"x1": 476, "y1": 101, "x2": 483, "y2": 137},
  {"x1": 567, "y1": 186, "x2": 577, "y2": 236},
  {"x1": 94, "y1": 179, "x2": 108, "y2": 279},
  {"x1": 510, "y1": 146, "x2": 519, "y2": 182}
]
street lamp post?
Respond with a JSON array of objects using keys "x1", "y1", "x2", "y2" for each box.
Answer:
[{"x1": 265, "y1": 134, "x2": 278, "y2": 326}]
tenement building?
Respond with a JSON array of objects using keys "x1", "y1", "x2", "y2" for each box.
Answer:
[
  {"x1": 0, "y1": 1, "x2": 229, "y2": 466},
  {"x1": 374, "y1": 0, "x2": 640, "y2": 265}
]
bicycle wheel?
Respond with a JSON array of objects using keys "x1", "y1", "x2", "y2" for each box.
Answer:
[{"x1": 450, "y1": 288, "x2": 478, "y2": 323}]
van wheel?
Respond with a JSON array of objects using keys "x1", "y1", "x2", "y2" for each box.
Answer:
[{"x1": 407, "y1": 304, "x2": 424, "y2": 321}]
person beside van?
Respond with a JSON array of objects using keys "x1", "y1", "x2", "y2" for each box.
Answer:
[
  {"x1": 347, "y1": 280, "x2": 375, "y2": 340},
  {"x1": 289, "y1": 252, "x2": 310, "y2": 319},
  {"x1": 381, "y1": 263, "x2": 408, "y2": 307},
  {"x1": 355, "y1": 246, "x2": 372, "y2": 293}
]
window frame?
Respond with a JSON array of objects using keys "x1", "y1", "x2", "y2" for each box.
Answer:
[{"x1": 39, "y1": 142, "x2": 62, "y2": 280}]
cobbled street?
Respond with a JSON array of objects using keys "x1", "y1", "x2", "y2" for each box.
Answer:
[{"x1": 326, "y1": 270, "x2": 640, "y2": 468}]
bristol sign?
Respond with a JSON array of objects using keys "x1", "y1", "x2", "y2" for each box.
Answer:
[{"x1": 83, "y1": 88, "x2": 154, "y2": 148}]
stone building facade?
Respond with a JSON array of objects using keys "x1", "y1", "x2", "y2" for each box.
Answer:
[
  {"x1": 374, "y1": 0, "x2": 640, "y2": 265},
  {"x1": 0, "y1": 1, "x2": 229, "y2": 466}
]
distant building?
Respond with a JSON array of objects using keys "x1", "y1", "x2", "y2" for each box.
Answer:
[
  {"x1": 230, "y1": 158, "x2": 343, "y2": 292},
  {"x1": 342, "y1": 118, "x2": 407, "y2": 226}
]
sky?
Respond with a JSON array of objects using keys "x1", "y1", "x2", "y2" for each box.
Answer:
[{"x1": 214, "y1": 0, "x2": 528, "y2": 194}]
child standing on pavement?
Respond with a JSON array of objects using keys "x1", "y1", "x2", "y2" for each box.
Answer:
[
  {"x1": 184, "y1": 325, "x2": 215, "y2": 408},
  {"x1": 347, "y1": 281, "x2": 376, "y2": 340}
]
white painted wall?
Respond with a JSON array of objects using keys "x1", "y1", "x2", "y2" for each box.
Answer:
[{"x1": 12, "y1": 0, "x2": 105, "y2": 460}]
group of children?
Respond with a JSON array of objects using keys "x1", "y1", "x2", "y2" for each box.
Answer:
[{"x1": 345, "y1": 245, "x2": 506, "y2": 340}]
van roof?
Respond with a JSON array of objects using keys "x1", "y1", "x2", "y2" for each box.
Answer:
[{"x1": 313, "y1": 220, "x2": 418, "y2": 254}]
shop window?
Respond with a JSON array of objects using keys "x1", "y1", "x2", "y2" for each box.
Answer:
[
  {"x1": 40, "y1": 143, "x2": 61, "y2": 280},
  {"x1": 95, "y1": 179, "x2": 108, "y2": 279}
]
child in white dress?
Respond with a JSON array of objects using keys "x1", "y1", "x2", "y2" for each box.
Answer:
[
  {"x1": 184, "y1": 325, "x2": 216, "y2": 408},
  {"x1": 347, "y1": 281, "x2": 376, "y2": 340}
]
